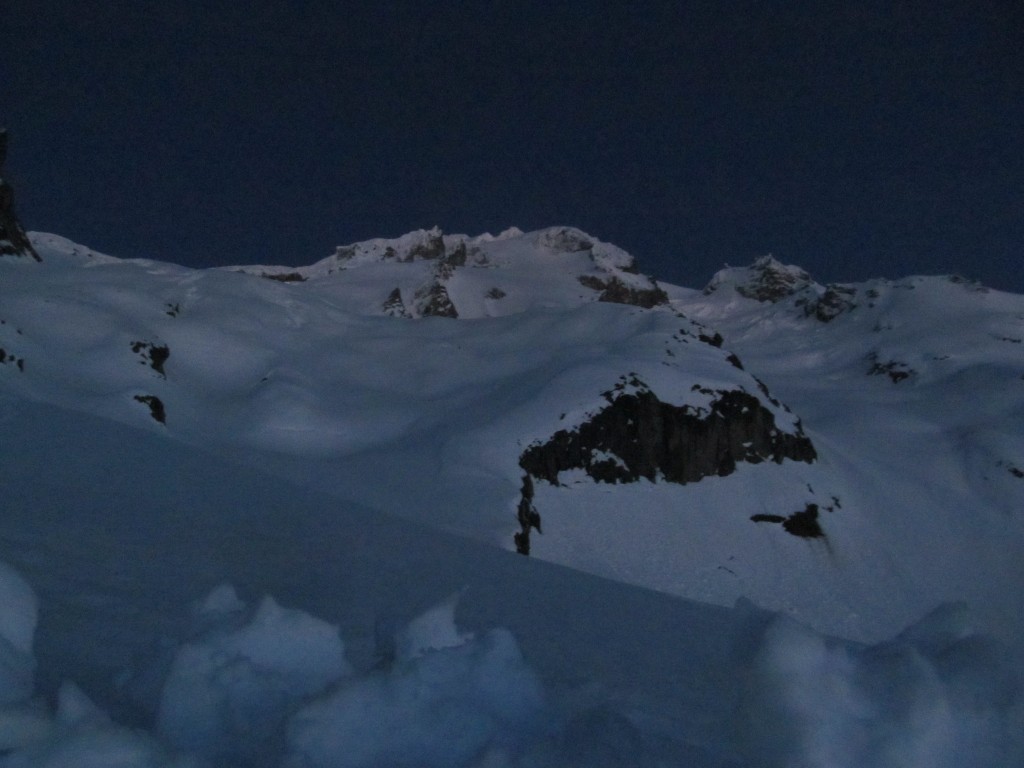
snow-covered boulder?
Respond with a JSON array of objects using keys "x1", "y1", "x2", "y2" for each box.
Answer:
[{"x1": 284, "y1": 598, "x2": 545, "y2": 768}]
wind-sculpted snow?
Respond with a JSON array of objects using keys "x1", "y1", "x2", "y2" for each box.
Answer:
[{"x1": 1, "y1": 558, "x2": 1021, "y2": 767}]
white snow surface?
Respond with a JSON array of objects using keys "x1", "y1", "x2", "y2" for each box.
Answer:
[{"x1": 0, "y1": 227, "x2": 1022, "y2": 766}]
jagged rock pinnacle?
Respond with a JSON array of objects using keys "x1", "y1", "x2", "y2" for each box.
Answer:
[{"x1": 0, "y1": 129, "x2": 42, "y2": 262}]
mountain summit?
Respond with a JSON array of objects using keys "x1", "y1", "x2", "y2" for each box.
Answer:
[{"x1": 239, "y1": 225, "x2": 669, "y2": 319}]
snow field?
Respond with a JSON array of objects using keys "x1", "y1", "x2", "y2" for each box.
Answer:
[{"x1": 3, "y1": 228, "x2": 1024, "y2": 764}]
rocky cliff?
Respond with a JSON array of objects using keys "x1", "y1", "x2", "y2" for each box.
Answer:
[
  {"x1": 0, "y1": 131, "x2": 40, "y2": 262},
  {"x1": 514, "y1": 378, "x2": 817, "y2": 553}
]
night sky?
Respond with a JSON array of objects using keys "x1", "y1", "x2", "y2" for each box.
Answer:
[{"x1": 4, "y1": 1, "x2": 1023, "y2": 291}]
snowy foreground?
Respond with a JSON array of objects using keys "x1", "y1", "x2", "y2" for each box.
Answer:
[{"x1": 1, "y1": 228, "x2": 1023, "y2": 766}]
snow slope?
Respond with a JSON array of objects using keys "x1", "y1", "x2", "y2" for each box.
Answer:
[
  {"x1": 1, "y1": 230, "x2": 1022, "y2": 766},
  {"x1": 1, "y1": 397, "x2": 1021, "y2": 767}
]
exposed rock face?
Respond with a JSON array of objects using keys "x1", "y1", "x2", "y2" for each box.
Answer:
[
  {"x1": 0, "y1": 348, "x2": 26, "y2": 371},
  {"x1": 867, "y1": 352, "x2": 914, "y2": 383},
  {"x1": 0, "y1": 130, "x2": 41, "y2": 261},
  {"x1": 514, "y1": 474, "x2": 541, "y2": 555},
  {"x1": 577, "y1": 275, "x2": 669, "y2": 308},
  {"x1": 735, "y1": 257, "x2": 812, "y2": 302},
  {"x1": 131, "y1": 341, "x2": 170, "y2": 377},
  {"x1": 520, "y1": 388, "x2": 816, "y2": 486},
  {"x1": 516, "y1": 383, "x2": 817, "y2": 551},
  {"x1": 382, "y1": 287, "x2": 411, "y2": 318},
  {"x1": 442, "y1": 241, "x2": 467, "y2": 268},
  {"x1": 752, "y1": 503, "x2": 826, "y2": 538},
  {"x1": 414, "y1": 282, "x2": 458, "y2": 318},
  {"x1": 540, "y1": 227, "x2": 593, "y2": 253},
  {"x1": 260, "y1": 271, "x2": 307, "y2": 283},
  {"x1": 404, "y1": 228, "x2": 446, "y2": 262},
  {"x1": 705, "y1": 256, "x2": 813, "y2": 302},
  {"x1": 133, "y1": 394, "x2": 166, "y2": 424},
  {"x1": 803, "y1": 284, "x2": 857, "y2": 322}
]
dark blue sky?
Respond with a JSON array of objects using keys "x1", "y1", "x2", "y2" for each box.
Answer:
[{"x1": 4, "y1": 1, "x2": 1022, "y2": 291}]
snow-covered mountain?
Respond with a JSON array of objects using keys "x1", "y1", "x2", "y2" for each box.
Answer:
[{"x1": 1, "y1": 215, "x2": 1022, "y2": 766}]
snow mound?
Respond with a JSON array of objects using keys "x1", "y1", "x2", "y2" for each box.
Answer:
[
  {"x1": 2, "y1": 553, "x2": 1023, "y2": 767},
  {"x1": 393, "y1": 591, "x2": 473, "y2": 662},
  {"x1": 735, "y1": 603, "x2": 1024, "y2": 768},
  {"x1": 285, "y1": 628, "x2": 545, "y2": 768},
  {"x1": 24, "y1": 232, "x2": 120, "y2": 266},
  {"x1": 156, "y1": 588, "x2": 351, "y2": 764}
]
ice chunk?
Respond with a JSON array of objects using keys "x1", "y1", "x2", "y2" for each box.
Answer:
[
  {"x1": 394, "y1": 591, "x2": 472, "y2": 662},
  {"x1": 285, "y1": 627, "x2": 545, "y2": 768},
  {"x1": 194, "y1": 582, "x2": 246, "y2": 619},
  {"x1": 156, "y1": 590, "x2": 350, "y2": 764}
]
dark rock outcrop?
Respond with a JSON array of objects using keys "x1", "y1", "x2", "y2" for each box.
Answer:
[
  {"x1": 867, "y1": 353, "x2": 914, "y2": 383},
  {"x1": 708, "y1": 256, "x2": 813, "y2": 302},
  {"x1": 520, "y1": 388, "x2": 816, "y2": 487},
  {"x1": 260, "y1": 271, "x2": 307, "y2": 283},
  {"x1": 404, "y1": 229, "x2": 446, "y2": 262},
  {"x1": 751, "y1": 514, "x2": 786, "y2": 524},
  {"x1": 131, "y1": 341, "x2": 170, "y2": 377},
  {"x1": 133, "y1": 394, "x2": 166, "y2": 424},
  {"x1": 751, "y1": 503, "x2": 826, "y2": 538},
  {"x1": 0, "y1": 130, "x2": 41, "y2": 261},
  {"x1": 783, "y1": 503, "x2": 824, "y2": 537},
  {"x1": 577, "y1": 275, "x2": 669, "y2": 308},
  {"x1": 382, "y1": 287, "x2": 411, "y2": 318},
  {"x1": 514, "y1": 474, "x2": 541, "y2": 555},
  {"x1": 698, "y1": 332, "x2": 724, "y2": 348},
  {"x1": 442, "y1": 241, "x2": 467, "y2": 268},
  {"x1": 803, "y1": 284, "x2": 857, "y2": 322},
  {"x1": 0, "y1": 347, "x2": 26, "y2": 371},
  {"x1": 414, "y1": 282, "x2": 458, "y2": 318},
  {"x1": 540, "y1": 227, "x2": 594, "y2": 253},
  {"x1": 516, "y1": 383, "x2": 817, "y2": 551}
]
